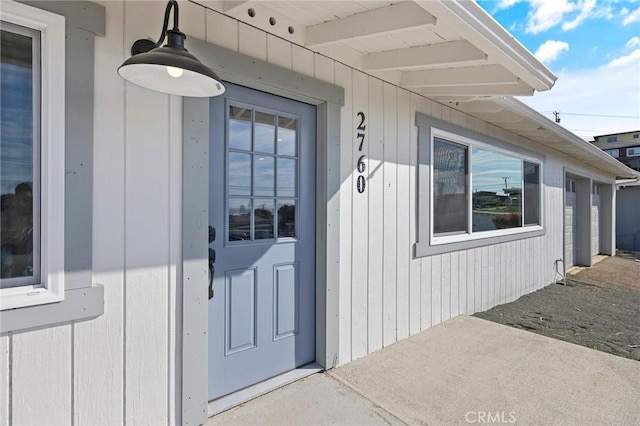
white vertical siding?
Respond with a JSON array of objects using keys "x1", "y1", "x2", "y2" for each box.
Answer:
[
  {"x1": 336, "y1": 63, "x2": 353, "y2": 364},
  {"x1": 74, "y1": 1, "x2": 126, "y2": 423},
  {"x1": 367, "y1": 78, "x2": 384, "y2": 354},
  {"x1": 12, "y1": 326, "x2": 72, "y2": 425},
  {"x1": 1, "y1": 1, "x2": 617, "y2": 423},
  {"x1": 395, "y1": 88, "x2": 411, "y2": 342},
  {"x1": 382, "y1": 82, "x2": 398, "y2": 347},
  {"x1": 350, "y1": 70, "x2": 369, "y2": 360},
  {"x1": 1, "y1": 335, "x2": 9, "y2": 425}
]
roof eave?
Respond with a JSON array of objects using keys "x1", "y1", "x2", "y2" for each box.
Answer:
[
  {"x1": 497, "y1": 97, "x2": 640, "y2": 180},
  {"x1": 420, "y1": 0, "x2": 557, "y2": 92}
]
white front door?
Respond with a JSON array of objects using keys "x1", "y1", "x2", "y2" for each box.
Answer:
[{"x1": 207, "y1": 84, "x2": 317, "y2": 401}]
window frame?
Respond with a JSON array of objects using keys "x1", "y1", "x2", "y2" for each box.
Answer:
[
  {"x1": 604, "y1": 148, "x2": 619, "y2": 158},
  {"x1": 416, "y1": 112, "x2": 545, "y2": 258},
  {"x1": 626, "y1": 147, "x2": 640, "y2": 157},
  {"x1": 1, "y1": 1, "x2": 66, "y2": 310},
  {"x1": 429, "y1": 127, "x2": 543, "y2": 247}
]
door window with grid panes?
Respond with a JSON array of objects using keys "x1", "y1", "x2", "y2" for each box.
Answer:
[{"x1": 227, "y1": 104, "x2": 299, "y2": 242}]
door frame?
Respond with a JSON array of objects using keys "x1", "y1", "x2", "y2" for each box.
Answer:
[{"x1": 181, "y1": 37, "x2": 344, "y2": 425}]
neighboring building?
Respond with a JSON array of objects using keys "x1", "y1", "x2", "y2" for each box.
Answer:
[
  {"x1": 616, "y1": 180, "x2": 640, "y2": 252},
  {"x1": 590, "y1": 131, "x2": 640, "y2": 252},
  {"x1": 1, "y1": 1, "x2": 638, "y2": 425},
  {"x1": 592, "y1": 130, "x2": 640, "y2": 171}
]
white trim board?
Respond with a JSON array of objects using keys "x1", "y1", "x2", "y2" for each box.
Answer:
[{"x1": 207, "y1": 363, "x2": 322, "y2": 417}]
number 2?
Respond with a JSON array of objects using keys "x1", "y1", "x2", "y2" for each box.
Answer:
[{"x1": 356, "y1": 112, "x2": 366, "y2": 131}]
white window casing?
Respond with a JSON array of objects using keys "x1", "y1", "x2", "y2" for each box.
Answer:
[
  {"x1": 429, "y1": 127, "x2": 543, "y2": 246},
  {"x1": 1, "y1": 1, "x2": 66, "y2": 310},
  {"x1": 627, "y1": 147, "x2": 640, "y2": 157},
  {"x1": 416, "y1": 112, "x2": 545, "y2": 257}
]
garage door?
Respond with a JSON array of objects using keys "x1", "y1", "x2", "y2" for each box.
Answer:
[
  {"x1": 592, "y1": 184, "x2": 601, "y2": 256},
  {"x1": 565, "y1": 179, "x2": 577, "y2": 268}
]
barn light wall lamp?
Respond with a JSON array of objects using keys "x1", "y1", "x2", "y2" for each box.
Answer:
[{"x1": 118, "y1": 0, "x2": 225, "y2": 97}]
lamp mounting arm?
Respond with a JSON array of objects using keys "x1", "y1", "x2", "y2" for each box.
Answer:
[{"x1": 153, "y1": 0, "x2": 180, "y2": 49}]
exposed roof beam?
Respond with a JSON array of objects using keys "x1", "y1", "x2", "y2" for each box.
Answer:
[
  {"x1": 420, "y1": 83, "x2": 534, "y2": 96},
  {"x1": 401, "y1": 64, "x2": 518, "y2": 88},
  {"x1": 222, "y1": 1, "x2": 252, "y2": 14},
  {"x1": 305, "y1": 2, "x2": 437, "y2": 48},
  {"x1": 473, "y1": 110, "x2": 526, "y2": 123},
  {"x1": 414, "y1": 0, "x2": 557, "y2": 92},
  {"x1": 455, "y1": 100, "x2": 504, "y2": 114},
  {"x1": 363, "y1": 40, "x2": 487, "y2": 71},
  {"x1": 498, "y1": 120, "x2": 541, "y2": 131}
]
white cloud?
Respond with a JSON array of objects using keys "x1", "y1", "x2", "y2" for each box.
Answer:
[
  {"x1": 562, "y1": 0, "x2": 596, "y2": 30},
  {"x1": 525, "y1": 0, "x2": 576, "y2": 34},
  {"x1": 535, "y1": 40, "x2": 570, "y2": 64},
  {"x1": 520, "y1": 49, "x2": 640, "y2": 140},
  {"x1": 496, "y1": 0, "x2": 524, "y2": 10},
  {"x1": 509, "y1": 0, "x2": 616, "y2": 34},
  {"x1": 627, "y1": 37, "x2": 640, "y2": 49},
  {"x1": 622, "y1": 7, "x2": 640, "y2": 25},
  {"x1": 604, "y1": 48, "x2": 640, "y2": 68}
]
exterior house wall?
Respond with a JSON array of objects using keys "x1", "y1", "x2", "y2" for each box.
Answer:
[
  {"x1": 617, "y1": 185, "x2": 640, "y2": 251},
  {"x1": 0, "y1": 0, "x2": 620, "y2": 424}
]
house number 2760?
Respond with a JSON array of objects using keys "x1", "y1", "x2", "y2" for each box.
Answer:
[{"x1": 356, "y1": 112, "x2": 366, "y2": 194}]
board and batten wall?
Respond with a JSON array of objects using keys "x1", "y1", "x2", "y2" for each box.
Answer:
[{"x1": 0, "y1": 1, "x2": 616, "y2": 424}]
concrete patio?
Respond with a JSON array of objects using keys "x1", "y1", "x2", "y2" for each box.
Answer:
[{"x1": 208, "y1": 316, "x2": 640, "y2": 425}]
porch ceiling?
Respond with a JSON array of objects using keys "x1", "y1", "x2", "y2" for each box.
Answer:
[
  {"x1": 191, "y1": 0, "x2": 637, "y2": 180},
  {"x1": 199, "y1": 0, "x2": 557, "y2": 96}
]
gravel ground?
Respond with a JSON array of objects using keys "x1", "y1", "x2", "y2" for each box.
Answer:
[{"x1": 474, "y1": 253, "x2": 640, "y2": 361}]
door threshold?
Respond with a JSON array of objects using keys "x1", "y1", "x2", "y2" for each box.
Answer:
[{"x1": 207, "y1": 363, "x2": 323, "y2": 417}]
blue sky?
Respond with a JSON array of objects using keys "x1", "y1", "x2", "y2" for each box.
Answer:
[{"x1": 477, "y1": 0, "x2": 640, "y2": 140}]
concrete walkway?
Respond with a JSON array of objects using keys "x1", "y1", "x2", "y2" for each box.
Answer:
[{"x1": 207, "y1": 316, "x2": 640, "y2": 425}]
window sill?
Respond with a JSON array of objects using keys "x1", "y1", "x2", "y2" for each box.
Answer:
[
  {"x1": 415, "y1": 228, "x2": 545, "y2": 258},
  {"x1": 0, "y1": 285, "x2": 103, "y2": 333}
]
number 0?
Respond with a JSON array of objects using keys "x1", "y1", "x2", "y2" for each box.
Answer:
[{"x1": 357, "y1": 175, "x2": 366, "y2": 193}]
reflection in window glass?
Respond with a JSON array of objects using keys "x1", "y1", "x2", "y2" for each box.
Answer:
[
  {"x1": 228, "y1": 106, "x2": 252, "y2": 151},
  {"x1": 228, "y1": 198, "x2": 251, "y2": 241},
  {"x1": 254, "y1": 111, "x2": 275, "y2": 154},
  {"x1": 277, "y1": 116, "x2": 297, "y2": 156},
  {"x1": 277, "y1": 200, "x2": 296, "y2": 238},
  {"x1": 253, "y1": 155, "x2": 274, "y2": 196},
  {"x1": 254, "y1": 199, "x2": 274, "y2": 239},
  {"x1": 228, "y1": 152, "x2": 251, "y2": 196},
  {"x1": 433, "y1": 138, "x2": 468, "y2": 234},
  {"x1": 524, "y1": 162, "x2": 540, "y2": 226},
  {"x1": 472, "y1": 147, "x2": 522, "y2": 232},
  {"x1": 277, "y1": 158, "x2": 296, "y2": 197},
  {"x1": 1, "y1": 26, "x2": 39, "y2": 286}
]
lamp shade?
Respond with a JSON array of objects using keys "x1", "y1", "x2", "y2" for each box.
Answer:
[{"x1": 118, "y1": 31, "x2": 225, "y2": 97}]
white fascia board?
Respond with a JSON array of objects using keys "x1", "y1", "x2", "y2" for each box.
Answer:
[
  {"x1": 616, "y1": 178, "x2": 640, "y2": 188},
  {"x1": 496, "y1": 97, "x2": 640, "y2": 179},
  {"x1": 415, "y1": 0, "x2": 557, "y2": 92}
]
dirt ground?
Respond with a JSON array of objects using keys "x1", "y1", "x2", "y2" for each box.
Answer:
[{"x1": 474, "y1": 253, "x2": 640, "y2": 361}]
